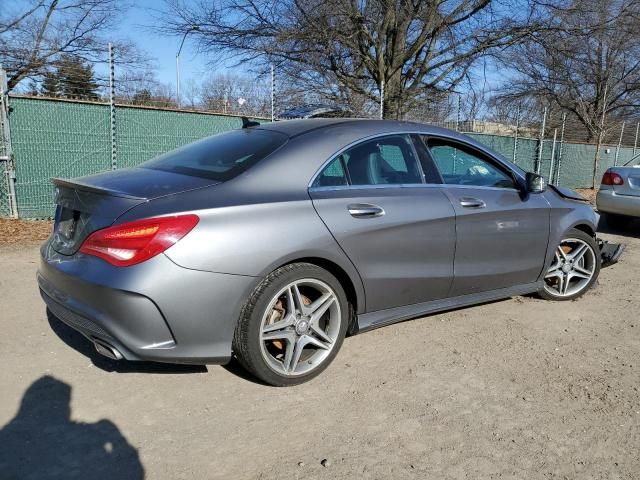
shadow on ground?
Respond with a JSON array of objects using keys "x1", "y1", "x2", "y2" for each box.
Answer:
[
  {"x1": 598, "y1": 216, "x2": 640, "y2": 239},
  {"x1": 0, "y1": 376, "x2": 144, "y2": 480},
  {"x1": 47, "y1": 309, "x2": 207, "y2": 374}
]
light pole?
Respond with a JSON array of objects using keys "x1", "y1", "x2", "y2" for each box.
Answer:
[{"x1": 176, "y1": 25, "x2": 200, "y2": 107}]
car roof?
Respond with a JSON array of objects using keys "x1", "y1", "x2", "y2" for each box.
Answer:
[{"x1": 254, "y1": 118, "x2": 463, "y2": 139}]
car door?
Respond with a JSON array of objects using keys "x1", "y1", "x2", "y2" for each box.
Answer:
[
  {"x1": 421, "y1": 136, "x2": 550, "y2": 296},
  {"x1": 309, "y1": 134, "x2": 456, "y2": 313}
]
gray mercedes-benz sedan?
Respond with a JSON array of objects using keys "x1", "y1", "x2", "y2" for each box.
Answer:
[{"x1": 39, "y1": 119, "x2": 619, "y2": 386}]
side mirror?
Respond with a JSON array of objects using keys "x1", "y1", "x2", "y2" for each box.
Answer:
[{"x1": 526, "y1": 172, "x2": 546, "y2": 193}]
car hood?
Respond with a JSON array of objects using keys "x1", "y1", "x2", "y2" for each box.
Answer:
[{"x1": 549, "y1": 185, "x2": 587, "y2": 202}]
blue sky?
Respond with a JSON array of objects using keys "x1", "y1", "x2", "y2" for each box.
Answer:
[
  {"x1": 115, "y1": 1, "x2": 503, "y2": 98},
  {"x1": 117, "y1": 0, "x2": 212, "y2": 87}
]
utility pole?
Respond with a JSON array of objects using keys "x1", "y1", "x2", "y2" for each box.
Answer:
[{"x1": 176, "y1": 26, "x2": 200, "y2": 107}]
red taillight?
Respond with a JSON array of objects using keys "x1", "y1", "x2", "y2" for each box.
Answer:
[
  {"x1": 80, "y1": 214, "x2": 199, "y2": 267},
  {"x1": 602, "y1": 171, "x2": 624, "y2": 186}
]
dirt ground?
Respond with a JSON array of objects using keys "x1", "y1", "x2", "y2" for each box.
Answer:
[
  {"x1": 0, "y1": 218, "x2": 52, "y2": 245},
  {"x1": 1, "y1": 222, "x2": 639, "y2": 480}
]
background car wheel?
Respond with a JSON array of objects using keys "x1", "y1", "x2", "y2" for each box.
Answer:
[
  {"x1": 233, "y1": 263, "x2": 349, "y2": 386},
  {"x1": 539, "y1": 228, "x2": 601, "y2": 301},
  {"x1": 605, "y1": 213, "x2": 628, "y2": 230}
]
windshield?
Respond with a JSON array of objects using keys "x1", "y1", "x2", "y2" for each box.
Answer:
[{"x1": 141, "y1": 129, "x2": 288, "y2": 181}]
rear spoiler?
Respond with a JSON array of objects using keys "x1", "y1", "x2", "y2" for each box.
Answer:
[{"x1": 51, "y1": 177, "x2": 147, "y2": 201}]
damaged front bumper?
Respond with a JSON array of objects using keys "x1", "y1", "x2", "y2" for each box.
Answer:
[{"x1": 597, "y1": 238, "x2": 625, "y2": 268}]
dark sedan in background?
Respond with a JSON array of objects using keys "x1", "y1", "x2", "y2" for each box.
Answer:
[{"x1": 39, "y1": 119, "x2": 617, "y2": 386}]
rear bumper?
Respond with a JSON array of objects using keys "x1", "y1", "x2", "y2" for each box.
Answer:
[
  {"x1": 38, "y1": 240, "x2": 260, "y2": 364},
  {"x1": 596, "y1": 190, "x2": 640, "y2": 217}
]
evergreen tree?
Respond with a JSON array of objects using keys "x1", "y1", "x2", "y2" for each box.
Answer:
[
  {"x1": 43, "y1": 56, "x2": 100, "y2": 100},
  {"x1": 41, "y1": 71, "x2": 60, "y2": 97}
]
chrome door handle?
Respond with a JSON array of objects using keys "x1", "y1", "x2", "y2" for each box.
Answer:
[
  {"x1": 347, "y1": 203, "x2": 385, "y2": 218},
  {"x1": 459, "y1": 197, "x2": 486, "y2": 208}
]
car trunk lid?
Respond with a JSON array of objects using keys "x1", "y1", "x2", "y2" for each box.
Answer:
[
  {"x1": 609, "y1": 167, "x2": 640, "y2": 197},
  {"x1": 50, "y1": 167, "x2": 219, "y2": 255}
]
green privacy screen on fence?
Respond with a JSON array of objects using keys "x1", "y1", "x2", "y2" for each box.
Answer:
[
  {"x1": 7, "y1": 96, "x2": 639, "y2": 219},
  {"x1": 9, "y1": 97, "x2": 260, "y2": 218}
]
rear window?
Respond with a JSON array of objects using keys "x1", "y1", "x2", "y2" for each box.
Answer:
[{"x1": 141, "y1": 129, "x2": 288, "y2": 181}]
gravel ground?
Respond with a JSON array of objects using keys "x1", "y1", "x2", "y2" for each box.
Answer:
[{"x1": 0, "y1": 224, "x2": 639, "y2": 479}]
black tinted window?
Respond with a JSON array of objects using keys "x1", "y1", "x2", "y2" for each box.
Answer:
[{"x1": 141, "y1": 129, "x2": 287, "y2": 181}]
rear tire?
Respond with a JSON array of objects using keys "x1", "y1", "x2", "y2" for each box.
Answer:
[
  {"x1": 233, "y1": 263, "x2": 349, "y2": 386},
  {"x1": 539, "y1": 228, "x2": 600, "y2": 301}
]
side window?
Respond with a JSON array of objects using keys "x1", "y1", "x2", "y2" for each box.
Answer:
[
  {"x1": 343, "y1": 135, "x2": 423, "y2": 186},
  {"x1": 427, "y1": 140, "x2": 516, "y2": 189},
  {"x1": 311, "y1": 156, "x2": 348, "y2": 187}
]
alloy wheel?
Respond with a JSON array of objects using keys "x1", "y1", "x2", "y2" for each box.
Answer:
[
  {"x1": 259, "y1": 279, "x2": 342, "y2": 377},
  {"x1": 543, "y1": 238, "x2": 597, "y2": 297}
]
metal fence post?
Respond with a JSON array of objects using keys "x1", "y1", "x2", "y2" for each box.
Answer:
[
  {"x1": 634, "y1": 122, "x2": 639, "y2": 156},
  {"x1": 379, "y1": 80, "x2": 384, "y2": 120},
  {"x1": 0, "y1": 66, "x2": 18, "y2": 218},
  {"x1": 548, "y1": 129, "x2": 557, "y2": 180},
  {"x1": 614, "y1": 121, "x2": 625, "y2": 166},
  {"x1": 270, "y1": 63, "x2": 275, "y2": 122},
  {"x1": 555, "y1": 113, "x2": 566, "y2": 184},
  {"x1": 512, "y1": 105, "x2": 520, "y2": 165},
  {"x1": 536, "y1": 107, "x2": 547, "y2": 174},
  {"x1": 108, "y1": 43, "x2": 117, "y2": 170}
]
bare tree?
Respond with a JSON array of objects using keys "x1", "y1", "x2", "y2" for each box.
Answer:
[
  {"x1": 494, "y1": 0, "x2": 640, "y2": 143},
  {"x1": 160, "y1": 0, "x2": 540, "y2": 119},
  {"x1": 200, "y1": 73, "x2": 272, "y2": 116},
  {"x1": 0, "y1": 0, "x2": 144, "y2": 91}
]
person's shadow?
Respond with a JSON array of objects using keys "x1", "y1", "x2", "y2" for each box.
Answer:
[{"x1": 0, "y1": 376, "x2": 145, "y2": 480}]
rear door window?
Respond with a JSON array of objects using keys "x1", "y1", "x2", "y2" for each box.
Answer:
[
  {"x1": 311, "y1": 157, "x2": 348, "y2": 187},
  {"x1": 315, "y1": 135, "x2": 424, "y2": 187},
  {"x1": 142, "y1": 129, "x2": 288, "y2": 181}
]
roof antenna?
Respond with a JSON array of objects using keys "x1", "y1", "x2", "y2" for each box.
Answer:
[{"x1": 241, "y1": 117, "x2": 260, "y2": 128}]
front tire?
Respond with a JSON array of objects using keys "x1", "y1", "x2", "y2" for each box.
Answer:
[
  {"x1": 233, "y1": 263, "x2": 349, "y2": 386},
  {"x1": 539, "y1": 228, "x2": 601, "y2": 301}
]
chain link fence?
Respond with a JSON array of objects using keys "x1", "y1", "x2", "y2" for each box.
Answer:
[
  {"x1": 2, "y1": 94, "x2": 639, "y2": 219},
  {"x1": 0, "y1": 69, "x2": 15, "y2": 218},
  {"x1": 8, "y1": 96, "x2": 266, "y2": 218}
]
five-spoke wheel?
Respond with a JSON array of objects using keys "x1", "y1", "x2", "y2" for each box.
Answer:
[
  {"x1": 540, "y1": 228, "x2": 600, "y2": 301},
  {"x1": 233, "y1": 263, "x2": 348, "y2": 386},
  {"x1": 259, "y1": 279, "x2": 342, "y2": 376}
]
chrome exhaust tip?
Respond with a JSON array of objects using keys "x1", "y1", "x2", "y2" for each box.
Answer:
[{"x1": 94, "y1": 339, "x2": 123, "y2": 360}]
